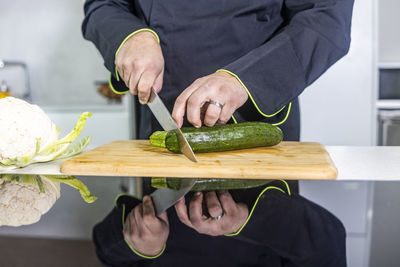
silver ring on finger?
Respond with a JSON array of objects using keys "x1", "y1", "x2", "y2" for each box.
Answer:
[
  {"x1": 211, "y1": 210, "x2": 224, "y2": 221},
  {"x1": 209, "y1": 100, "x2": 224, "y2": 109}
]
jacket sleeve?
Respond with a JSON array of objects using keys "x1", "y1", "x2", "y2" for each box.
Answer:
[
  {"x1": 221, "y1": 0, "x2": 354, "y2": 118},
  {"x1": 82, "y1": 0, "x2": 152, "y2": 74},
  {"x1": 92, "y1": 195, "x2": 165, "y2": 266},
  {"x1": 228, "y1": 188, "x2": 347, "y2": 267}
]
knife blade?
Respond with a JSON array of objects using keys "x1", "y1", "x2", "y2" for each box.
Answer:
[
  {"x1": 151, "y1": 178, "x2": 197, "y2": 214},
  {"x1": 147, "y1": 88, "x2": 198, "y2": 162}
]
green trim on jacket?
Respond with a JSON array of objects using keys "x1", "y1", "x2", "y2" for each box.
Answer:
[
  {"x1": 225, "y1": 179, "x2": 291, "y2": 237},
  {"x1": 216, "y1": 69, "x2": 292, "y2": 126}
]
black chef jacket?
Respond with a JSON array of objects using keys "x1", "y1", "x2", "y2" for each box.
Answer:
[
  {"x1": 82, "y1": 0, "x2": 354, "y2": 140},
  {"x1": 82, "y1": 0, "x2": 353, "y2": 266}
]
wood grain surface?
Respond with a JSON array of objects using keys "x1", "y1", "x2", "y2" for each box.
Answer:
[{"x1": 60, "y1": 140, "x2": 337, "y2": 179}]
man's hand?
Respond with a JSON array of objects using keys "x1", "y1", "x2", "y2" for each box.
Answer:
[
  {"x1": 115, "y1": 31, "x2": 164, "y2": 104},
  {"x1": 172, "y1": 71, "x2": 248, "y2": 128},
  {"x1": 174, "y1": 190, "x2": 249, "y2": 236},
  {"x1": 123, "y1": 196, "x2": 169, "y2": 256}
]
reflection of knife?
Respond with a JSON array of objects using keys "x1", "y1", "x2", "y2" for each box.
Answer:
[
  {"x1": 147, "y1": 88, "x2": 197, "y2": 214},
  {"x1": 147, "y1": 88, "x2": 197, "y2": 162},
  {"x1": 151, "y1": 178, "x2": 197, "y2": 214}
]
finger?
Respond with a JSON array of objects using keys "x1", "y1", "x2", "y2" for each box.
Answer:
[
  {"x1": 114, "y1": 50, "x2": 127, "y2": 84},
  {"x1": 152, "y1": 70, "x2": 164, "y2": 94},
  {"x1": 199, "y1": 102, "x2": 209, "y2": 122},
  {"x1": 172, "y1": 79, "x2": 204, "y2": 128},
  {"x1": 118, "y1": 67, "x2": 126, "y2": 87},
  {"x1": 186, "y1": 87, "x2": 214, "y2": 128},
  {"x1": 141, "y1": 196, "x2": 159, "y2": 232},
  {"x1": 217, "y1": 190, "x2": 237, "y2": 215},
  {"x1": 217, "y1": 105, "x2": 235, "y2": 125},
  {"x1": 142, "y1": 195, "x2": 156, "y2": 218},
  {"x1": 203, "y1": 102, "x2": 223, "y2": 127},
  {"x1": 121, "y1": 63, "x2": 134, "y2": 88},
  {"x1": 189, "y1": 192, "x2": 207, "y2": 225},
  {"x1": 174, "y1": 197, "x2": 193, "y2": 228},
  {"x1": 205, "y1": 191, "x2": 223, "y2": 218},
  {"x1": 137, "y1": 71, "x2": 157, "y2": 104},
  {"x1": 128, "y1": 71, "x2": 142, "y2": 95},
  {"x1": 133, "y1": 204, "x2": 144, "y2": 233}
]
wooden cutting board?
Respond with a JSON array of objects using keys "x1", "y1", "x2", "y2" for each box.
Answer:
[{"x1": 60, "y1": 140, "x2": 337, "y2": 180}]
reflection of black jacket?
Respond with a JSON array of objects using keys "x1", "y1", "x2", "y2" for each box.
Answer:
[
  {"x1": 93, "y1": 181, "x2": 346, "y2": 267},
  {"x1": 83, "y1": 0, "x2": 353, "y2": 266}
]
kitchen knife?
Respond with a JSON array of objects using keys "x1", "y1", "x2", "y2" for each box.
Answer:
[
  {"x1": 147, "y1": 88, "x2": 198, "y2": 163},
  {"x1": 151, "y1": 178, "x2": 197, "y2": 214},
  {"x1": 147, "y1": 89, "x2": 197, "y2": 213}
]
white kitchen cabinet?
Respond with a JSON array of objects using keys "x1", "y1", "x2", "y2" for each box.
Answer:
[
  {"x1": 300, "y1": 181, "x2": 371, "y2": 234},
  {"x1": 378, "y1": 0, "x2": 400, "y2": 63},
  {"x1": 43, "y1": 103, "x2": 132, "y2": 147}
]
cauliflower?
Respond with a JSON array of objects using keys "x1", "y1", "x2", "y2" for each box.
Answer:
[
  {"x1": 0, "y1": 175, "x2": 60, "y2": 227},
  {"x1": 0, "y1": 174, "x2": 97, "y2": 227},
  {"x1": 0, "y1": 97, "x2": 58, "y2": 162},
  {"x1": 0, "y1": 97, "x2": 97, "y2": 227},
  {"x1": 0, "y1": 97, "x2": 91, "y2": 170}
]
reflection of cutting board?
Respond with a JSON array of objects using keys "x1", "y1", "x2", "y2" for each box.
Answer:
[{"x1": 60, "y1": 140, "x2": 337, "y2": 180}]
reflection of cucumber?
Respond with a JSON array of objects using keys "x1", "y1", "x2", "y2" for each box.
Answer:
[
  {"x1": 151, "y1": 177, "x2": 272, "y2": 191},
  {"x1": 149, "y1": 122, "x2": 282, "y2": 153}
]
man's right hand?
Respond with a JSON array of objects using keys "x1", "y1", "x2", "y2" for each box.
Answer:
[
  {"x1": 115, "y1": 31, "x2": 164, "y2": 104},
  {"x1": 123, "y1": 196, "x2": 169, "y2": 257}
]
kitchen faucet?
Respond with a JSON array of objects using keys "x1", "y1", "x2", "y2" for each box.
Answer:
[{"x1": 0, "y1": 59, "x2": 31, "y2": 101}]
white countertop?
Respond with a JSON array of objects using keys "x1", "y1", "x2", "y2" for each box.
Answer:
[
  {"x1": 326, "y1": 146, "x2": 400, "y2": 181},
  {"x1": 2, "y1": 146, "x2": 400, "y2": 181}
]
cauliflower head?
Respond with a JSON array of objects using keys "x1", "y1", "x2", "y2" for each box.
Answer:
[
  {"x1": 0, "y1": 97, "x2": 92, "y2": 169},
  {"x1": 0, "y1": 174, "x2": 96, "y2": 227},
  {"x1": 0, "y1": 176, "x2": 60, "y2": 227},
  {"x1": 0, "y1": 97, "x2": 59, "y2": 162}
]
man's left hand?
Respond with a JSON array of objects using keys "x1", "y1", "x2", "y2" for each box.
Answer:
[
  {"x1": 172, "y1": 72, "x2": 248, "y2": 128},
  {"x1": 174, "y1": 190, "x2": 249, "y2": 236}
]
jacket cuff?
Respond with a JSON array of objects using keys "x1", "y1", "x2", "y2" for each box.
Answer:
[
  {"x1": 216, "y1": 69, "x2": 292, "y2": 126},
  {"x1": 109, "y1": 73, "x2": 129, "y2": 95},
  {"x1": 124, "y1": 235, "x2": 166, "y2": 260},
  {"x1": 225, "y1": 180, "x2": 291, "y2": 237}
]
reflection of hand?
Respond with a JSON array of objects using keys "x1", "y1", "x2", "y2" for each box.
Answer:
[
  {"x1": 115, "y1": 31, "x2": 164, "y2": 104},
  {"x1": 172, "y1": 72, "x2": 248, "y2": 128},
  {"x1": 174, "y1": 190, "x2": 249, "y2": 236},
  {"x1": 123, "y1": 196, "x2": 169, "y2": 256}
]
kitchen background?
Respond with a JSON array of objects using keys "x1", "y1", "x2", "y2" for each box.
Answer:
[{"x1": 0, "y1": 0, "x2": 399, "y2": 267}]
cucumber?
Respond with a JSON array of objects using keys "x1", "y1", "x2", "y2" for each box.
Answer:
[
  {"x1": 149, "y1": 122, "x2": 282, "y2": 153},
  {"x1": 151, "y1": 177, "x2": 272, "y2": 191}
]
